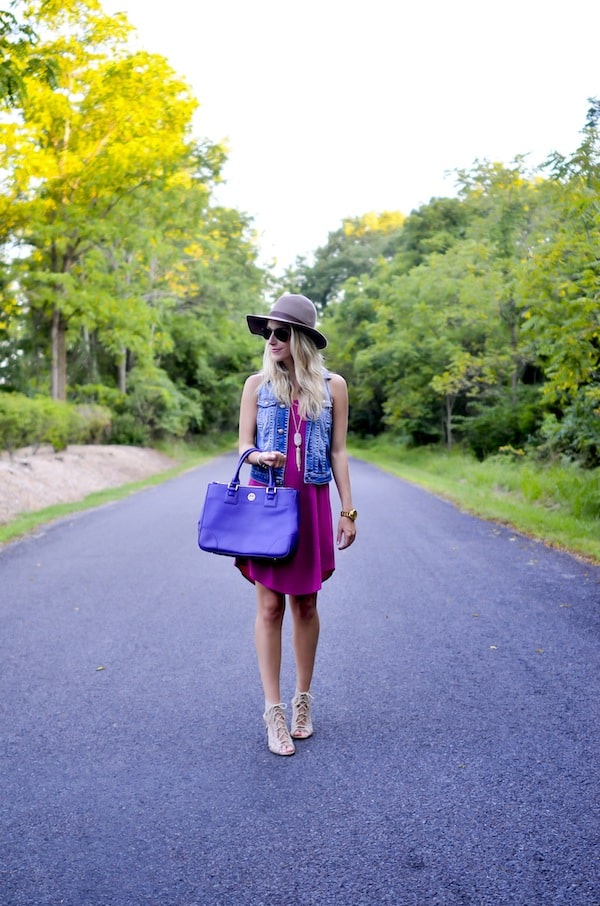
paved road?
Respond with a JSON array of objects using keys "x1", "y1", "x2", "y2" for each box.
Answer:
[{"x1": 1, "y1": 453, "x2": 599, "y2": 906}]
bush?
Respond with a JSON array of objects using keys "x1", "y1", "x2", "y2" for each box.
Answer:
[
  {"x1": 535, "y1": 387, "x2": 600, "y2": 467},
  {"x1": 109, "y1": 413, "x2": 151, "y2": 446},
  {"x1": 125, "y1": 366, "x2": 202, "y2": 439},
  {"x1": 460, "y1": 387, "x2": 545, "y2": 460},
  {"x1": 74, "y1": 404, "x2": 112, "y2": 443},
  {"x1": 0, "y1": 393, "x2": 112, "y2": 454},
  {"x1": 0, "y1": 394, "x2": 34, "y2": 452}
]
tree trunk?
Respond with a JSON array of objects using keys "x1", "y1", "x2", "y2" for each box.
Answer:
[
  {"x1": 445, "y1": 397, "x2": 454, "y2": 449},
  {"x1": 82, "y1": 326, "x2": 99, "y2": 384},
  {"x1": 118, "y1": 348, "x2": 127, "y2": 394},
  {"x1": 51, "y1": 307, "x2": 67, "y2": 400}
]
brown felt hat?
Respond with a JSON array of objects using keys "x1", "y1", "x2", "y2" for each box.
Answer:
[{"x1": 246, "y1": 293, "x2": 327, "y2": 349}]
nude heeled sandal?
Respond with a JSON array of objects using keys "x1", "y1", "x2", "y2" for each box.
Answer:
[
  {"x1": 263, "y1": 703, "x2": 295, "y2": 756},
  {"x1": 291, "y1": 691, "x2": 313, "y2": 739}
]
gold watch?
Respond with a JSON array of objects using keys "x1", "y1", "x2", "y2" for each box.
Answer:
[{"x1": 340, "y1": 509, "x2": 358, "y2": 521}]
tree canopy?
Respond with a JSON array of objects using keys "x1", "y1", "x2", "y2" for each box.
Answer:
[
  {"x1": 0, "y1": 4, "x2": 597, "y2": 466},
  {"x1": 0, "y1": 3, "x2": 59, "y2": 107},
  {"x1": 0, "y1": 0, "x2": 265, "y2": 438},
  {"x1": 292, "y1": 108, "x2": 600, "y2": 465}
]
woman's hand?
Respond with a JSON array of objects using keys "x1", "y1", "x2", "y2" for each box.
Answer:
[
  {"x1": 259, "y1": 450, "x2": 287, "y2": 470},
  {"x1": 337, "y1": 515, "x2": 357, "y2": 550}
]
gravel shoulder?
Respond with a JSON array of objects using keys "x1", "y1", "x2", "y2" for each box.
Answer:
[{"x1": 0, "y1": 444, "x2": 176, "y2": 525}]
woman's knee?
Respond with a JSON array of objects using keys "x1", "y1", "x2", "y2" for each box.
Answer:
[
  {"x1": 290, "y1": 593, "x2": 318, "y2": 621},
  {"x1": 256, "y1": 588, "x2": 285, "y2": 624}
]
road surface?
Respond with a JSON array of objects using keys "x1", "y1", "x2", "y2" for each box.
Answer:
[{"x1": 2, "y1": 453, "x2": 599, "y2": 905}]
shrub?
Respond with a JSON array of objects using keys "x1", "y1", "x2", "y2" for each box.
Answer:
[
  {"x1": 535, "y1": 388, "x2": 600, "y2": 467},
  {"x1": 0, "y1": 393, "x2": 32, "y2": 453},
  {"x1": 461, "y1": 387, "x2": 545, "y2": 460},
  {"x1": 109, "y1": 413, "x2": 151, "y2": 446},
  {"x1": 0, "y1": 393, "x2": 112, "y2": 454},
  {"x1": 74, "y1": 405, "x2": 112, "y2": 443},
  {"x1": 124, "y1": 366, "x2": 202, "y2": 439}
]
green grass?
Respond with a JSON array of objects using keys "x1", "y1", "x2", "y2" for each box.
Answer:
[
  {"x1": 349, "y1": 438, "x2": 600, "y2": 564},
  {"x1": 0, "y1": 435, "x2": 236, "y2": 547}
]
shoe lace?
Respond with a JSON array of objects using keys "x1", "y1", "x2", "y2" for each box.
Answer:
[
  {"x1": 266, "y1": 704, "x2": 290, "y2": 745},
  {"x1": 293, "y1": 692, "x2": 312, "y2": 728}
]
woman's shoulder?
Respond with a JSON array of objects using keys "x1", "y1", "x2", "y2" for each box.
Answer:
[
  {"x1": 324, "y1": 372, "x2": 349, "y2": 408},
  {"x1": 244, "y1": 372, "x2": 263, "y2": 391},
  {"x1": 325, "y1": 371, "x2": 348, "y2": 391}
]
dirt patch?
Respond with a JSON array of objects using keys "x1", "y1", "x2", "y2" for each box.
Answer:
[{"x1": 0, "y1": 444, "x2": 176, "y2": 525}]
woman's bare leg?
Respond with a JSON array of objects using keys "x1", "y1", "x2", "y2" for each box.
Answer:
[
  {"x1": 254, "y1": 582, "x2": 286, "y2": 705},
  {"x1": 255, "y1": 583, "x2": 295, "y2": 755},
  {"x1": 289, "y1": 592, "x2": 320, "y2": 693}
]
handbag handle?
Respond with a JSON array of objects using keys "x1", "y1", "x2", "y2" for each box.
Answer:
[{"x1": 231, "y1": 447, "x2": 276, "y2": 489}]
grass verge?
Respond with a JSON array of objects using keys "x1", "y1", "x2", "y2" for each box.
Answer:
[
  {"x1": 0, "y1": 436, "x2": 236, "y2": 547},
  {"x1": 349, "y1": 439, "x2": 600, "y2": 564}
]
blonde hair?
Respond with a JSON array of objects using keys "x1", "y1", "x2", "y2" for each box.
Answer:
[{"x1": 260, "y1": 328, "x2": 327, "y2": 419}]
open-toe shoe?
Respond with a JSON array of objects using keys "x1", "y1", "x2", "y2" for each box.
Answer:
[
  {"x1": 291, "y1": 691, "x2": 313, "y2": 739},
  {"x1": 263, "y1": 703, "x2": 295, "y2": 756}
]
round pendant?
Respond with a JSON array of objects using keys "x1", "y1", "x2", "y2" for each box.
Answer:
[{"x1": 294, "y1": 432, "x2": 302, "y2": 446}]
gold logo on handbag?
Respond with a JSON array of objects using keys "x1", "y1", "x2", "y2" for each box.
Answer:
[{"x1": 247, "y1": 492, "x2": 256, "y2": 501}]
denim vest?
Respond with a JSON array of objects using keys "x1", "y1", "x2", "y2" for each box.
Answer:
[{"x1": 249, "y1": 374, "x2": 333, "y2": 486}]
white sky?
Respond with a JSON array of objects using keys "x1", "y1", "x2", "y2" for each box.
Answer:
[{"x1": 104, "y1": 0, "x2": 599, "y2": 272}]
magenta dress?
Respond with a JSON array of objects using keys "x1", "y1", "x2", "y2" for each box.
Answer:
[{"x1": 235, "y1": 401, "x2": 335, "y2": 595}]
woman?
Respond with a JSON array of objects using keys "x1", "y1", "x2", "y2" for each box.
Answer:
[{"x1": 238, "y1": 293, "x2": 357, "y2": 756}]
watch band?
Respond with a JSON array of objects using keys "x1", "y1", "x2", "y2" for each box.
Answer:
[{"x1": 340, "y1": 509, "x2": 357, "y2": 521}]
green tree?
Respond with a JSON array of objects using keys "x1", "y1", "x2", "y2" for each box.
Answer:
[
  {"x1": 522, "y1": 100, "x2": 600, "y2": 404},
  {"x1": 286, "y1": 211, "x2": 405, "y2": 308},
  {"x1": 455, "y1": 158, "x2": 547, "y2": 402},
  {"x1": 388, "y1": 196, "x2": 470, "y2": 275},
  {"x1": 518, "y1": 100, "x2": 600, "y2": 463},
  {"x1": 1, "y1": 0, "x2": 204, "y2": 399},
  {"x1": 0, "y1": 3, "x2": 58, "y2": 107}
]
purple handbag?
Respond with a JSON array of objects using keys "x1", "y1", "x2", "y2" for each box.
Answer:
[{"x1": 198, "y1": 447, "x2": 299, "y2": 560}]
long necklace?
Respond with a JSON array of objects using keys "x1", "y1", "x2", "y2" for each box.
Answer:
[{"x1": 291, "y1": 403, "x2": 303, "y2": 471}]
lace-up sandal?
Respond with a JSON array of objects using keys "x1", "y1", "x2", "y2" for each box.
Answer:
[
  {"x1": 263, "y1": 703, "x2": 295, "y2": 756},
  {"x1": 291, "y1": 691, "x2": 313, "y2": 739}
]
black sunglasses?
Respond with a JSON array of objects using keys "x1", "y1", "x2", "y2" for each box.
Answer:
[{"x1": 261, "y1": 325, "x2": 291, "y2": 343}]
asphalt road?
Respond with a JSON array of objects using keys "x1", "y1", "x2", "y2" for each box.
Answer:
[{"x1": 1, "y1": 453, "x2": 599, "y2": 906}]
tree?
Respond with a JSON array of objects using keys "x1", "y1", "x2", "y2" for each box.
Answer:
[
  {"x1": 517, "y1": 100, "x2": 600, "y2": 463},
  {"x1": 0, "y1": 0, "x2": 205, "y2": 398},
  {"x1": 287, "y1": 211, "x2": 405, "y2": 309},
  {"x1": 388, "y1": 196, "x2": 470, "y2": 275},
  {"x1": 521, "y1": 100, "x2": 600, "y2": 404},
  {"x1": 0, "y1": 3, "x2": 58, "y2": 108},
  {"x1": 455, "y1": 158, "x2": 547, "y2": 403}
]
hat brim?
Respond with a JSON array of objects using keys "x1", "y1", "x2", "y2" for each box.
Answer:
[{"x1": 246, "y1": 314, "x2": 327, "y2": 349}]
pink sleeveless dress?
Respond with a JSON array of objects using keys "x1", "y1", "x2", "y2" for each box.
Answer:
[{"x1": 235, "y1": 401, "x2": 335, "y2": 595}]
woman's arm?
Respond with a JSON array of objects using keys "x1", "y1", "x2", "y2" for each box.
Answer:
[
  {"x1": 238, "y1": 374, "x2": 286, "y2": 471},
  {"x1": 238, "y1": 373, "x2": 262, "y2": 465},
  {"x1": 329, "y1": 373, "x2": 356, "y2": 550}
]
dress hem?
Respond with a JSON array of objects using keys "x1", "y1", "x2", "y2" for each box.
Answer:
[{"x1": 235, "y1": 560, "x2": 335, "y2": 595}]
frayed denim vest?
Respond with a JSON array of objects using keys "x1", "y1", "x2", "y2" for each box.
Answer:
[{"x1": 250, "y1": 374, "x2": 333, "y2": 486}]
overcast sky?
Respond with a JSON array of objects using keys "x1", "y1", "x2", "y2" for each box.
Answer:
[{"x1": 104, "y1": 0, "x2": 599, "y2": 271}]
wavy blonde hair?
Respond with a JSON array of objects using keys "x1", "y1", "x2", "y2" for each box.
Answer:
[{"x1": 260, "y1": 328, "x2": 327, "y2": 419}]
